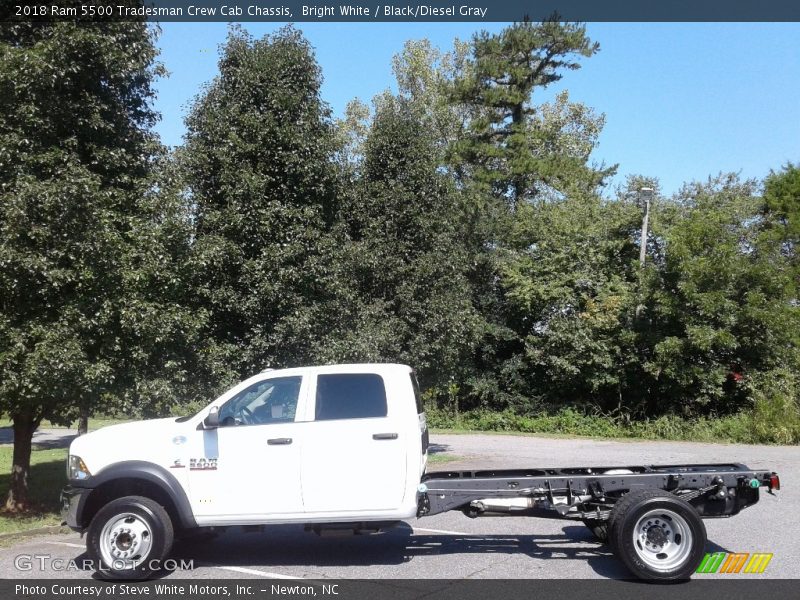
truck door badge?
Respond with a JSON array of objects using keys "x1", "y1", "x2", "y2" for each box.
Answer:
[{"x1": 189, "y1": 458, "x2": 218, "y2": 471}]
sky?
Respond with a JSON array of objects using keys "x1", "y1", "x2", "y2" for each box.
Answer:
[{"x1": 153, "y1": 22, "x2": 800, "y2": 196}]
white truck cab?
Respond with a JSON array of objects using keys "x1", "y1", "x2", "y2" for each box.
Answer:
[{"x1": 62, "y1": 363, "x2": 428, "y2": 578}]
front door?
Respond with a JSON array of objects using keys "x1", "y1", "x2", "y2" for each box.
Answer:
[{"x1": 187, "y1": 375, "x2": 306, "y2": 520}]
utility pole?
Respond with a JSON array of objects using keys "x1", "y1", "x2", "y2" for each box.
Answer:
[
  {"x1": 635, "y1": 187, "x2": 654, "y2": 320},
  {"x1": 639, "y1": 187, "x2": 654, "y2": 267}
]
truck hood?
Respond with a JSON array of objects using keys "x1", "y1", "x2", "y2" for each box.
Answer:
[{"x1": 68, "y1": 417, "x2": 187, "y2": 473}]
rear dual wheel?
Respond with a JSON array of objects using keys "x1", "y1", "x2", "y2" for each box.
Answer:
[{"x1": 608, "y1": 488, "x2": 706, "y2": 580}]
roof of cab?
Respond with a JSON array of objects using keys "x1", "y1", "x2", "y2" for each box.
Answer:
[{"x1": 256, "y1": 363, "x2": 412, "y2": 378}]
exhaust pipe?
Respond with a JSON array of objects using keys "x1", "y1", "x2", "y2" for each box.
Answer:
[{"x1": 469, "y1": 497, "x2": 537, "y2": 514}]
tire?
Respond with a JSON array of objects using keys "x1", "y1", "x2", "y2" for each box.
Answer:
[
  {"x1": 608, "y1": 488, "x2": 706, "y2": 581},
  {"x1": 87, "y1": 495, "x2": 174, "y2": 580},
  {"x1": 582, "y1": 518, "x2": 609, "y2": 543}
]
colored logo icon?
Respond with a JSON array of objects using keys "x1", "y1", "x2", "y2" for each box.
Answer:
[{"x1": 696, "y1": 552, "x2": 773, "y2": 574}]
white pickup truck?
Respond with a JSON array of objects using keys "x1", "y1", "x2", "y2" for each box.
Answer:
[{"x1": 62, "y1": 363, "x2": 779, "y2": 581}]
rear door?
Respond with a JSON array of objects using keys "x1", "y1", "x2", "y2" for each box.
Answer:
[{"x1": 300, "y1": 372, "x2": 407, "y2": 513}]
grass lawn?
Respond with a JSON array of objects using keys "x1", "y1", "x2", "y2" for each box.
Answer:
[
  {"x1": 0, "y1": 446, "x2": 67, "y2": 535},
  {"x1": 428, "y1": 452, "x2": 462, "y2": 465}
]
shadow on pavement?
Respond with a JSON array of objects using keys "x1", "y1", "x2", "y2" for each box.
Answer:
[
  {"x1": 32, "y1": 437, "x2": 78, "y2": 450},
  {"x1": 427, "y1": 443, "x2": 451, "y2": 455},
  {"x1": 156, "y1": 522, "x2": 724, "y2": 580},
  {"x1": 53, "y1": 522, "x2": 734, "y2": 580}
]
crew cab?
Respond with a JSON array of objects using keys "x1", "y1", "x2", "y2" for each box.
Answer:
[{"x1": 61, "y1": 363, "x2": 779, "y2": 581}]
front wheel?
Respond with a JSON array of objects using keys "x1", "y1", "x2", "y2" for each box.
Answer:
[
  {"x1": 87, "y1": 495, "x2": 174, "y2": 580},
  {"x1": 608, "y1": 488, "x2": 706, "y2": 580}
]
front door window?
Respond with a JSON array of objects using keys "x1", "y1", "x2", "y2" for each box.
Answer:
[{"x1": 218, "y1": 376, "x2": 301, "y2": 426}]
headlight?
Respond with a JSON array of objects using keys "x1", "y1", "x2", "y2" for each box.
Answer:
[{"x1": 67, "y1": 455, "x2": 91, "y2": 480}]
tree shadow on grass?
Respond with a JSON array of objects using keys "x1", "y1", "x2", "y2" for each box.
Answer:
[{"x1": 0, "y1": 454, "x2": 66, "y2": 516}]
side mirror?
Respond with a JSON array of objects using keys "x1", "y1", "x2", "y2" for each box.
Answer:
[{"x1": 204, "y1": 406, "x2": 220, "y2": 429}]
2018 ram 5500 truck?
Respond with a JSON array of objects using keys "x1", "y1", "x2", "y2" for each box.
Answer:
[{"x1": 61, "y1": 363, "x2": 780, "y2": 581}]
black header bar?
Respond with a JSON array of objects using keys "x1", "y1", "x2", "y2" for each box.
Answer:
[
  {"x1": 4, "y1": 579, "x2": 800, "y2": 600},
  {"x1": 3, "y1": 0, "x2": 800, "y2": 22}
]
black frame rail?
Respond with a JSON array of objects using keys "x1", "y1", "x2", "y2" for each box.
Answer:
[{"x1": 418, "y1": 463, "x2": 778, "y2": 518}]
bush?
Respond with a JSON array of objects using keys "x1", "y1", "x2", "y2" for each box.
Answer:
[
  {"x1": 426, "y1": 398, "x2": 800, "y2": 445},
  {"x1": 748, "y1": 368, "x2": 800, "y2": 445}
]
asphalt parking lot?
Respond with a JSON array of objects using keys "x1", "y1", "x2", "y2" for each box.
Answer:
[{"x1": 0, "y1": 432, "x2": 794, "y2": 580}]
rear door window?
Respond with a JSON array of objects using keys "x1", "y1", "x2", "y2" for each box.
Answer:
[{"x1": 315, "y1": 373, "x2": 387, "y2": 421}]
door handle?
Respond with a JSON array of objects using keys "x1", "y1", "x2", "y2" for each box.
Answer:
[
  {"x1": 267, "y1": 437, "x2": 293, "y2": 445},
  {"x1": 372, "y1": 433, "x2": 398, "y2": 440}
]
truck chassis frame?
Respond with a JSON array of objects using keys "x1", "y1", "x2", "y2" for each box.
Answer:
[
  {"x1": 417, "y1": 462, "x2": 779, "y2": 579},
  {"x1": 418, "y1": 463, "x2": 777, "y2": 520}
]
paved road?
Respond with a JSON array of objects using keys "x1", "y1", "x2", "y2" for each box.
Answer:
[
  {"x1": 0, "y1": 433, "x2": 794, "y2": 580},
  {"x1": 0, "y1": 427, "x2": 77, "y2": 449}
]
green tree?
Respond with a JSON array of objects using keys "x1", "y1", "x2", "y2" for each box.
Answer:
[
  {"x1": 647, "y1": 175, "x2": 800, "y2": 415},
  {"x1": 452, "y1": 21, "x2": 614, "y2": 206},
  {"x1": 392, "y1": 38, "x2": 473, "y2": 160},
  {"x1": 332, "y1": 98, "x2": 370, "y2": 173},
  {"x1": 0, "y1": 21, "x2": 196, "y2": 509},
  {"x1": 320, "y1": 97, "x2": 479, "y2": 391},
  {"x1": 497, "y1": 194, "x2": 642, "y2": 413},
  {"x1": 763, "y1": 162, "x2": 800, "y2": 284},
  {"x1": 437, "y1": 23, "x2": 618, "y2": 412},
  {"x1": 182, "y1": 26, "x2": 340, "y2": 386}
]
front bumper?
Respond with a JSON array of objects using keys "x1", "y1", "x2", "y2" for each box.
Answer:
[{"x1": 60, "y1": 485, "x2": 88, "y2": 531}]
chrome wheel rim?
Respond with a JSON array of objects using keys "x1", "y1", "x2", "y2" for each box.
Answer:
[
  {"x1": 632, "y1": 508, "x2": 693, "y2": 572},
  {"x1": 99, "y1": 512, "x2": 153, "y2": 570}
]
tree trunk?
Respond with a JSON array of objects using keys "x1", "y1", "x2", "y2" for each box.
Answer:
[
  {"x1": 5, "y1": 411, "x2": 39, "y2": 512},
  {"x1": 77, "y1": 404, "x2": 89, "y2": 436},
  {"x1": 510, "y1": 102, "x2": 525, "y2": 207}
]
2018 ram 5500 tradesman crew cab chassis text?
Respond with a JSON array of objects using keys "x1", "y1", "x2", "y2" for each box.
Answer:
[{"x1": 60, "y1": 363, "x2": 780, "y2": 581}]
